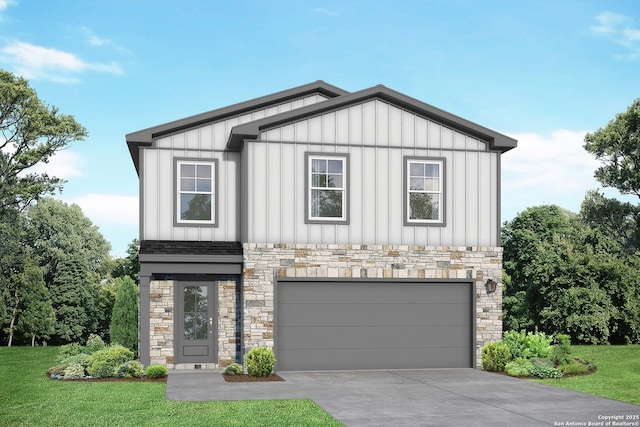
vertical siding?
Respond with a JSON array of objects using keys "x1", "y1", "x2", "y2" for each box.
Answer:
[{"x1": 250, "y1": 99, "x2": 501, "y2": 247}]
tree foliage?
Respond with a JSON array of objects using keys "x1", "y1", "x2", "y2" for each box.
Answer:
[
  {"x1": 584, "y1": 98, "x2": 640, "y2": 197},
  {"x1": 0, "y1": 70, "x2": 87, "y2": 211},
  {"x1": 109, "y1": 276, "x2": 138, "y2": 353}
]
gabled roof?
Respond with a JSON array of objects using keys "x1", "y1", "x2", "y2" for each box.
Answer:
[
  {"x1": 126, "y1": 80, "x2": 349, "y2": 173},
  {"x1": 227, "y1": 84, "x2": 517, "y2": 153}
]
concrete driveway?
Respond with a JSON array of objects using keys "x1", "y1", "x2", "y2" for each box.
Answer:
[{"x1": 166, "y1": 369, "x2": 640, "y2": 426}]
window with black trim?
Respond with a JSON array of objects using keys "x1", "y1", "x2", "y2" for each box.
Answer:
[
  {"x1": 306, "y1": 153, "x2": 348, "y2": 223},
  {"x1": 405, "y1": 157, "x2": 444, "y2": 224},
  {"x1": 176, "y1": 159, "x2": 216, "y2": 225}
]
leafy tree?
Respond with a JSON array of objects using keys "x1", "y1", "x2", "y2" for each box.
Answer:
[
  {"x1": 15, "y1": 260, "x2": 55, "y2": 346},
  {"x1": 109, "y1": 276, "x2": 138, "y2": 353},
  {"x1": 584, "y1": 98, "x2": 640, "y2": 197},
  {"x1": 49, "y1": 256, "x2": 97, "y2": 343},
  {"x1": 0, "y1": 69, "x2": 87, "y2": 211},
  {"x1": 95, "y1": 280, "x2": 118, "y2": 341}
]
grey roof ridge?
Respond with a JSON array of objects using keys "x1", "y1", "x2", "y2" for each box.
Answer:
[
  {"x1": 227, "y1": 83, "x2": 517, "y2": 153},
  {"x1": 126, "y1": 80, "x2": 349, "y2": 173}
]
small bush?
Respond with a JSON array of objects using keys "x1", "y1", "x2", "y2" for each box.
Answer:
[
  {"x1": 115, "y1": 361, "x2": 145, "y2": 378},
  {"x1": 529, "y1": 358, "x2": 563, "y2": 379},
  {"x1": 503, "y1": 330, "x2": 552, "y2": 359},
  {"x1": 86, "y1": 334, "x2": 106, "y2": 353},
  {"x1": 223, "y1": 363, "x2": 243, "y2": 376},
  {"x1": 246, "y1": 347, "x2": 276, "y2": 377},
  {"x1": 550, "y1": 334, "x2": 572, "y2": 366},
  {"x1": 47, "y1": 365, "x2": 66, "y2": 377},
  {"x1": 57, "y1": 343, "x2": 89, "y2": 363},
  {"x1": 145, "y1": 365, "x2": 168, "y2": 379},
  {"x1": 86, "y1": 345, "x2": 134, "y2": 378},
  {"x1": 59, "y1": 353, "x2": 90, "y2": 368},
  {"x1": 63, "y1": 364, "x2": 86, "y2": 379},
  {"x1": 481, "y1": 342, "x2": 512, "y2": 372},
  {"x1": 505, "y1": 357, "x2": 533, "y2": 377}
]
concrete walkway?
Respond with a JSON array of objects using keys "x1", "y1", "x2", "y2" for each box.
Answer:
[{"x1": 166, "y1": 369, "x2": 640, "y2": 426}]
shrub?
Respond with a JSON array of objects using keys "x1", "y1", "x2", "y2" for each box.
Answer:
[
  {"x1": 505, "y1": 357, "x2": 533, "y2": 377},
  {"x1": 223, "y1": 363, "x2": 243, "y2": 376},
  {"x1": 59, "y1": 353, "x2": 90, "y2": 368},
  {"x1": 529, "y1": 358, "x2": 563, "y2": 379},
  {"x1": 503, "y1": 330, "x2": 552, "y2": 359},
  {"x1": 115, "y1": 361, "x2": 145, "y2": 378},
  {"x1": 47, "y1": 365, "x2": 66, "y2": 377},
  {"x1": 56, "y1": 343, "x2": 89, "y2": 363},
  {"x1": 550, "y1": 334, "x2": 572, "y2": 366},
  {"x1": 86, "y1": 334, "x2": 106, "y2": 353},
  {"x1": 145, "y1": 365, "x2": 168, "y2": 379},
  {"x1": 109, "y1": 277, "x2": 139, "y2": 355},
  {"x1": 246, "y1": 347, "x2": 276, "y2": 377},
  {"x1": 481, "y1": 342, "x2": 512, "y2": 372},
  {"x1": 86, "y1": 345, "x2": 134, "y2": 378},
  {"x1": 63, "y1": 364, "x2": 86, "y2": 379}
]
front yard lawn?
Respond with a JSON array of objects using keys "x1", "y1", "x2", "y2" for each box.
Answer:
[
  {"x1": 0, "y1": 346, "x2": 342, "y2": 427},
  {"x1": 532, "y1": 345, "x2": 640, "y2": 405}
]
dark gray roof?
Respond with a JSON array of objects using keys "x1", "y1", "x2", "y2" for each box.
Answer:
[
  {"x1": 227, "y1": 84, "x2": 517, "y2": 153},
  {"x1": 126, "y1": 80, "x2": 349, "y2": 173},
  {"x1": 140, "y1": 240, "x2": 243, "y2": 256}
]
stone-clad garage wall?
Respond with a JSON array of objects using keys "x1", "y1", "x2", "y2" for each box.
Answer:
[{"x1": 242, "y1": 243, "x2": 503, "y2": 368}]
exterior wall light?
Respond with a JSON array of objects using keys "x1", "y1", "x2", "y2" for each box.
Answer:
[{"x1": 485, "y1": 278, "x2": 498, "y2": 294}]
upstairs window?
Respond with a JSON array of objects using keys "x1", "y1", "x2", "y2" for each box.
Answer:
[
  {"x1": 175, "y1": 159, "x2": 217, "y2": 226},
  {"x1": 306, "y1": 153, "x2": 349, "y2": 223},
  {"x1": 405, "y1": 157, "x2": 444, "y2": 225}
]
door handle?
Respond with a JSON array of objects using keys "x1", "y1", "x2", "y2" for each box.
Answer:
[{"x1": 209, "y1": 317, "x2": 213, "y2": 334}]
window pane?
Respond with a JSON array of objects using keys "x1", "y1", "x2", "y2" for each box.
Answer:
[
  {"x1": 328, "y1": 174, "x2": 342, "y2": 188},
  {"x1": 328, "y1": 159, "x2": 343, "y2": 173},
  {"x1": 194, "y1": 312, "x2": 208, "y2": 340},
  {"x1": 181, "y1": 194, "x2": 212, "y2": 220},
  {"x1": 197, "y1": 165, "x2": 211, "y2": 179},
  {"x1": 410, "y1": 177, "x2": 424, "y2": 191},
  {"x1": 181, "y1": 164, "x2": 195, "y2": 177},
  {"x1": 312, "y1": 159, "x2": 326, "y2": 173},
  {"x1": 196, "y1": 178, "x2": 211, "y2": 192},
  {"x1": 312, "y1": 189, "x2": 343, "y2": 218},
  {"x1": 409, "y1": 193, "x2": 439, "y2": 220},
  {"x1": 184, "y1": 286, "x2": 208, "y2": 340},
  {"x1": 425, "y1": 177, "x2": 439, "y2": 191},
  {"x1": 409, "y1": 162, "x2": 424, "y2": 177},
  {"x1": 425, "y1": 164, "x2": 439, "y2": 177},
  {"x1": 181, "y1": 178, "x2": 196, "y2": 192},
  {"x1": 312, "y1": 173, "x2": 326, "y2": 187}
]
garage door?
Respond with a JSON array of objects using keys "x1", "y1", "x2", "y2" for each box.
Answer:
[{"x1": 275, "y1": 280, "x2": 473, "y2": 371}]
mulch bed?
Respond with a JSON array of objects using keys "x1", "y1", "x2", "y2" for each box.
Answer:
[
  {"x1": 222, "y1": 374, "x2": 284, "y2": 382},
  {"x1": 48, "y1": 375, "x2": 166, "y2": 383}
]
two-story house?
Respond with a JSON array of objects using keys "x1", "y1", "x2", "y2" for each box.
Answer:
[{"x1": 126, "y1": 81, "x2": 517, "y2": 371}]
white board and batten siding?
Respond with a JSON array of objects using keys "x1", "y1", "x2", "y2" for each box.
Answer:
[
  {"x1": 140, "y1": 94, "x2": 330, "y2": 241},
  {"x1": 244, "y1": 99, "x2": 500, "y2": 248}
]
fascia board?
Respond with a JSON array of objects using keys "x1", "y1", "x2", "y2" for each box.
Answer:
[{"x1": 228, "y1": 84, "x2": 517, "y2": 153}]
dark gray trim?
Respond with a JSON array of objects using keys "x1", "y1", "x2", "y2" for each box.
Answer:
[
  {"x1": 403, "y1": 156, "x2": 447, "y2": 227},
  {"x1": 126, "y1": 81, "x2": 349, "y2": 173},
  {"x1": 304, "y1": 152, "x2": 350, "y2": 225},
  {"x1": 173, "y1": 157, "x2": 218, "y2": 228},
  {"x1": 139, "y1": 254, "x2": 243, "y2": 263},
  {"x1": 139, "y1": 147, "x2": 145, "y2": 240},
  {"x1": 497, "y1": 154, "x2": 502, "y2": 246},
  {"x1": 140, "y1": 262, "x2": 241, "y2": 276},
  {"x1": 228, "y1": 85, "x2": 517, "y2": 153},
  {"x1": 139, "y1": 274, "x2": 151, "y2": 366}
]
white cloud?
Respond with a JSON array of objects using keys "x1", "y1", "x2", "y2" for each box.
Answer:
[
  {"x1": 26, "y1": 149, "x2": 84, "y2": 179},
  {"x1": 79, "y1": 26, "x2": 111, "y2": 47},
  {"x1": 68, "y1": 193, "x2": 138, "y2": 226},
  {"x1": 0, "y1": 40, "x2": 124, "y2": 83},
  {"x1": 501, "y1": 130, "x2": 602, "y2": 219},
  {"x1": 590, "y1": 11, "x2": 640, "y2": 60},
  {"x1": 312, "y1": 8, "x2": 338, "y2": 16}
]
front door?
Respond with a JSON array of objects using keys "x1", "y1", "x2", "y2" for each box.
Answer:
[{"x1": 176, "y1": 282, "x2": 216, "y2": 364}]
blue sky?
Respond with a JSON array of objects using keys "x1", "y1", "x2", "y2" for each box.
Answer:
[{"x1": 1, "y1": 0, "x2": 639, "y2": 257}]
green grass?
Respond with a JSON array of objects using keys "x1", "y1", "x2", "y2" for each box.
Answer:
[
  {"x1": 0, "y1": 347, "x2": 343, "y2": 427},
  {"x1": 532, "y1": 345, "x2": 640, "y2": 405}
]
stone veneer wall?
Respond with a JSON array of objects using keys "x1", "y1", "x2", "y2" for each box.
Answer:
[
  {"x1": 242, "y1": 243, "x2": 503, "y2": 368},
  {"x1": 149, "y1": 278, "x2": 240, "y2": 368}
]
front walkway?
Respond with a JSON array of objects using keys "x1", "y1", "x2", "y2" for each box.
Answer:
[{"x1": 166, "y1": 369, "x2": 639, "y2": 426}]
